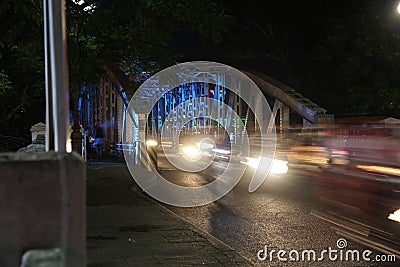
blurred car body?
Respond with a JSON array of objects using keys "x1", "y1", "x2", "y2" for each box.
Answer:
[{"x1": 309, "y1": 124, "x2": 400, "y2": 256}]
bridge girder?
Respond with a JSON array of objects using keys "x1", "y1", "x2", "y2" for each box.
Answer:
[{"x1": 242, "y1": 71, "x2": 326, "y2": 124}]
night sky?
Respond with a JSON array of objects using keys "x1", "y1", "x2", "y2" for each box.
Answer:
[
  {"x1": 190, "y1": 0, "x2": 400, "y2": 116},
  {"x1": 178, "y1": 0, "x2": 373, "y2": 55},
  {"x1": 177, "y1": 0, "x2": 400, "y2": 70}
]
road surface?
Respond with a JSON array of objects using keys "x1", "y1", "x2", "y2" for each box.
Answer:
[{"x1": 158, "y1": 154, "x2": 394, "y2": 266}]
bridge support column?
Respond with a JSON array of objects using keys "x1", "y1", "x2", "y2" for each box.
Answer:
[
  {"x1": 134, "y1": 113, "x2": 159, "y2": 171},
  {"x1": 280, "y1": 104, "x2": 290, "y2": 134},
  {"x1": 267, "y1": 100, "x2": 290, "y2": 134},
  {"x1": 146, "y1": 140, "x2": 158, "y2": 171},
  {"x1": 134, "y1": 113, "x2": 148, "y2": 167},
  {"x1": 303, "y1": 118, "x2": 313, "y2": 128}
]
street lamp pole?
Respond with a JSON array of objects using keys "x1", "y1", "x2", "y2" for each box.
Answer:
[{"x1": 43, "y1": 0, "x2": 69, "y2": 152}]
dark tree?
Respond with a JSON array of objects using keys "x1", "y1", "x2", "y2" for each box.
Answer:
[
  {"x1": 0, "y1": 0, "x2": 228, "y2": 143},
  {"x1": 306, "y1": 1, "x2": 400, "y2": 117},
  {"x1": 0, "y1": 0, "x2": 44, "y2": 141}
]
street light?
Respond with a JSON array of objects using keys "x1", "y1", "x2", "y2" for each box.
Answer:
[{"x1": 397, "y1": 2, "x2": 400, "y2": 15}]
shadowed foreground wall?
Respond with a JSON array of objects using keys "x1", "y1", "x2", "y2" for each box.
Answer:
[{"x1": 0, "y1": 152, "x2": 86, "y2": 267}]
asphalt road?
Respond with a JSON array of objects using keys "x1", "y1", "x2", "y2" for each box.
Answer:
[{"x1": 157, "y1": 154, "x2": 395, "y2": 266}]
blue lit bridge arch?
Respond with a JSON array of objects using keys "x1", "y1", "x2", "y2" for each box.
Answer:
[{"x1": 110, "y1": 65, "x2": 330, "y2": 158}]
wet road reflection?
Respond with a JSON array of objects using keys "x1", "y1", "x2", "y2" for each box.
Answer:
[{"x1": 156, "y1": 123, "x2": 400, "y2": 265}]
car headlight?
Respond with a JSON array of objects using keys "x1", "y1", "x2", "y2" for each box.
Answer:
[
  {"x1": 270, "y1": 158, "x2": 289, "y2": 174},
  {"x1": 180, "y1": 146, "x2": 202, "y2": 161},
  {"x1": 245, "y1": 157, "x2": 260, "y2": 169},
  {"x1": 388, "y1": 209, "x2": 400, "y2": 223},
  {"x1": 244, "y1": 157, "x2": 288, "y2": 174},
  {"x1": 146, "y1": 139, "x2": 158, "y2": 147}
]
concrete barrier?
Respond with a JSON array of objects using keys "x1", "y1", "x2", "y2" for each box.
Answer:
[{"x1": 0, "y1": 152, "x2": 86, "y2": 267}]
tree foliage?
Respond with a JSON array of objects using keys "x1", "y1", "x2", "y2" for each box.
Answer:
[
  {"x1": 4, "y1": 0, "x2": 399, "y2": 144},
  {"x1": 307, "y1": 1, "x2": 400, "y2": 116},
  {"x1": 0, "y1": 0, "x2": 228, "y2": 140},
  {"x1": 0, "y1": 0, "x2": 44, "y2": 139},
  {"x1": 67, "y1": 0, "x2": 227, "y2": 85}
]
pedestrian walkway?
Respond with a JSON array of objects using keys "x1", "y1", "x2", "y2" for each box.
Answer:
[{"x1": 86, "y1": 163, "x2": 252, "y2": 266}]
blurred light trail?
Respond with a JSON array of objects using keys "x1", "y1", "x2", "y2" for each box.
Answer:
[
  {"x1": 388, "y1": 209, "x2": 400, "y2": 223},
  {"x1": 243, "y1": 157, "x2": 288, "y2": 174},
  {"x1": 356, "y1": 165, "x2": 400, "y2": 177}
]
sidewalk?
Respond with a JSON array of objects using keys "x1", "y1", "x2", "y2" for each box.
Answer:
[{"x1": 86, "y1": 162, "x2": 252, "y2": 266}]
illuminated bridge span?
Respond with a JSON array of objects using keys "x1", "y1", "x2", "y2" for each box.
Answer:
[
  {"x1": 78, "y1": 64, "x2": 330, "y2": 153},
  {"x1": 120, "y1": 68, "x2": 329, "y2": 146}
]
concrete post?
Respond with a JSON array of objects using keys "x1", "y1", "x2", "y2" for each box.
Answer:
[
  {"x1": 0, "y1": 152, "x2": 86, "y2": 267},
  {"x1": 31, "y1": 123, "x2": 46, "y2": 143},
  {"x1": 70, "y1": 124, "x2": 82, "y2": 155}
]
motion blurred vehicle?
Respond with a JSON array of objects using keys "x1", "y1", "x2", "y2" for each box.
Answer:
[
  {"x1": 311, "y1": 124, "x2": 400, "y2": 257},
  {"x1": 286, "y1": 128, "x2": 329, "y2": 174},
  {"x1": 287, "y1": 145, "x2": 329, "y2": 167},
  {"x1": 177, "y1": 131, "x2": 289, "y2": 177},
  {"x1": 323, "y1": 125, "x2": 400, "y2": 166}
]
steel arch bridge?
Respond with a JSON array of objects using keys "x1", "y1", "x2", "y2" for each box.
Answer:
[{"x1": 111, "y1": 65, "x2": 330, "y2": 147}]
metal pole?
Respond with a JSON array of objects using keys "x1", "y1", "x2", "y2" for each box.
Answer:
[
  {"x1": 47, "y1": 0, "x2": 69, "y2": 152},
  {"x1": 43, "y1": 0, "x2": 55, "y2": 151}
]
